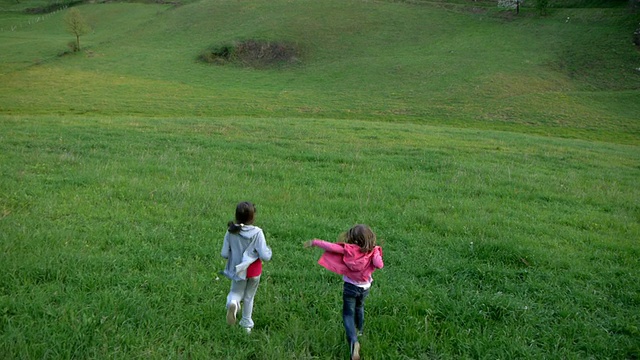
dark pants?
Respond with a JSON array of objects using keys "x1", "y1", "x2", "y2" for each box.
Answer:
[{"x1": 342, "y1": 282, "x2": 370, "y2": 345}]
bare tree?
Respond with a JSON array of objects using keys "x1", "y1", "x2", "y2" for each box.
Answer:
[{"x1": 64, "y1": 8, "x2": 90, "y2": 51}]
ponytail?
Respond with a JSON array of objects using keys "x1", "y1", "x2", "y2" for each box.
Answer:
[{"x1": 227, "y1": 221, "x2": 244, "y2": 234}]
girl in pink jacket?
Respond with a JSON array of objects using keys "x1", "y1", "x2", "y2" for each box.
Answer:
[{"x1": 305, "y1": 224, "x2": 384, "y2": 360}]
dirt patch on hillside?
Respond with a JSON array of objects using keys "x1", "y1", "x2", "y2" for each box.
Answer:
[{"x1": 199, "y1": 40, "x2": 302, "y2": 69}]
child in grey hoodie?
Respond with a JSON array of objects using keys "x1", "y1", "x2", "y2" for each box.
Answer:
[{"x1": 221, "y1": 201, "x2": 272, "y2": 333}]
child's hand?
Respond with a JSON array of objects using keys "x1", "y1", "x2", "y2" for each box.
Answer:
[{"x1": 303, "y1": 240, "x2": 314, "y2": 248}]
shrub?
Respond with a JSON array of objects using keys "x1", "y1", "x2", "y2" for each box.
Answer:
[
  {"x1": 535, "y1": 0, "x2": 549, "y2": 14},
  {"x1": 198, "y1": 44, "x2": 235, "y2": 65}
]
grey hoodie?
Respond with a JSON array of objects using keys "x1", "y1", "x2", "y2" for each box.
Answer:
[{"x1": 221, "y1": 225, "x2": 272, "y2": 281}]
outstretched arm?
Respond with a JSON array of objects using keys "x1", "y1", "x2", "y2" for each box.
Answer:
[{"x1": 305, "y1": 239, "x2": 345, "y2": 254}]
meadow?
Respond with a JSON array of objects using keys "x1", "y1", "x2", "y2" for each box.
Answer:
[{"x1": 1, "y1": 0, "x2": 639, "y2": 359}]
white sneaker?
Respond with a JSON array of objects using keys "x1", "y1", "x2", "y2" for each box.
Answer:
[
  {"x1": 243, "y1": 327, "x2": 252, "y2": 334},
  {"x1": 226, "y1": 301, "x2": 238, "y2": 325}
]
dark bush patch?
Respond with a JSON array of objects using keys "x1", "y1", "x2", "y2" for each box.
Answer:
[
  {"x1": 199, "y1": 40, "x2": 301, "y2": 69},
  {"x1": 199, "y1": 44, "x2": 235, "y2": 65}
]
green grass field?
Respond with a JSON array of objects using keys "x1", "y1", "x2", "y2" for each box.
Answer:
[{"x1": 1, "y1": 0, "x2": 639, "y2": 359}]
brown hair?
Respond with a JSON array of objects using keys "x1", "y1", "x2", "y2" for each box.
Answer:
[
  {"x1": 227, "y1": 201, "x2": 256, "y2": 234},
  {"x1": 340, "y1": 224, "x2": 377, "y2": 253}
]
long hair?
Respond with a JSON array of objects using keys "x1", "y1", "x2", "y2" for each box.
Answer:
[
  {"x1": 227, "y1": 201, "x2": 256, "y2": 234},
  {"x1": 340, "y1": 224, "x2": 376, "y2": 253}
]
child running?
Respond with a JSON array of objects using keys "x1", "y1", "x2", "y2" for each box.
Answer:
[
  {"x1": 304, "y1": 224, "x2": 384, "y2": 360},
  {"x1": 221, "y1": 201, "x2": 272, "y2": 333}
]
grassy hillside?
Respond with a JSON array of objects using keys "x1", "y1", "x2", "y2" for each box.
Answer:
[
  {"x1": 0, "y1": 115, "x2": 638, "y2": 359},
  {"x1": 1, "y1": 0, "x2": 639, "y2": 143},
  {"x1": 1, "y1": 0, "x2": 639, "y2": 359}
]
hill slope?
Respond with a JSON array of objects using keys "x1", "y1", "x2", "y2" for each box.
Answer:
[{"x1": 0, "y1": 0, "x2": 639, "y2": 143}]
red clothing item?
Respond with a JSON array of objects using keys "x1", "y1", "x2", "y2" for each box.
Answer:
[
  {"x1": 246, "y1": 259, "x2": 262, "y2": 278},
  {"x1": 311, "y1": 240, "x2": 384, "y2": 282}
]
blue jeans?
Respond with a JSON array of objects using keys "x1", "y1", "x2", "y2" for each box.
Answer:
[{"x1": 343, "y1": 282, "x2": 370, "y2": 345}]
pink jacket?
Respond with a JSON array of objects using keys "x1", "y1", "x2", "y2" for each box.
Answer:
[{"x1": 311, "y1": 240, "x2": 384, "y2": 282}]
